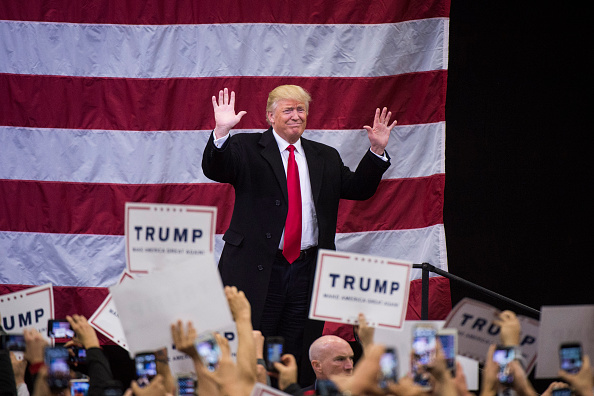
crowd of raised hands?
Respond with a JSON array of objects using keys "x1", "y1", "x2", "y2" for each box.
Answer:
[{"x1": 2, "y1": 289, "x2": 593, "y2": 396}]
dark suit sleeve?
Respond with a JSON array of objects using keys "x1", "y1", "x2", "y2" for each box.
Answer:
[
  {"x1": 0, "y1": 350, "x2": 17, "y2": 396},
  {"x1": 202, "y1": 131, "x2": 240, "y2": 185},
  {"x1": 339, "y1": 148, "x2": 391, "y2": 200},
  {"x1": 86, "y1": 348, "x2": 114, "y2": 396}
]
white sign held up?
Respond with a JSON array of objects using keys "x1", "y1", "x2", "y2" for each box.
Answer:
[
  {"x1": 0, "y1": 284, "x2": 54, "y2": 340},
  {"x1": 89, "y1": 271, "x2": 135, "y2": 350},
  {"x1": 309, "y1": 249, "x2": 411, "y2": 329},
  {"x1": 125, "y1": 202, "x2": 217, "y2": 274},
  {"x1": 443, "y1": 298, "x2": 539, "y2": 372},
  {"x1": 110, "y1": 260, "x2": 234, "y2": 356}
]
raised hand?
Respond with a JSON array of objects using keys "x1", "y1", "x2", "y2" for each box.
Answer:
[
  {"x1": 212, "y1": 88, "x2": 247, "y2": 139},
  {"x1": 363, "y1": 107, "x2": 397, "y2": 156}
]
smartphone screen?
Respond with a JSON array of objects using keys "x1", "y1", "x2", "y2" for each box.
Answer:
[
  {"x1": 559, "y1": 343, "x2": 582, "y2": 374},
  {"x1": 379, "y1": 348, "x2": 398, "y2": 389},
  {"x1": 265, "y1": 336, "x2": 284, "y2": 372},
  {"x1": 438, "y1": 330, "x2": 457, "y2": 376},
  {"x1": 493, "y1": 346, "x2": 515, "y2": 384},
  {"x1": 552, "y1": 389, "x2": 572, "y2": 396},
  {"x1": 48, "y1": 320, "x2": 75, "y2": 339},
  {"x1": 177, "y1": 376, "x2": 197, "y2": 396},
  {"x1": 45, "y1": 346, "x2": 71, "y2": 390},
  {"x1": 196, "y1": 333, "x2": 220, "y2": 372},
  {"x1": 70, "y1": 379, "x2": 90, "y2": 396},
  {"x1": 135, "y1": 352, "x2": 157, "y2": 387},
  {"x1": 411, "y1": 325, "x2": 436, "y2": 389},
  {"x1": 0, "y1": 334, "x2": 26, "y2": 351}
]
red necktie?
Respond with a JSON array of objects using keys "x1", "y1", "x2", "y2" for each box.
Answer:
[{"x1": 283, "y1": 145, "x2": 302, "y2": 263}]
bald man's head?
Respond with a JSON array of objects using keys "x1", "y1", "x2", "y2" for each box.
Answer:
[{"x1": 308, "y1": 335, "x2": 354, "y2": 380}]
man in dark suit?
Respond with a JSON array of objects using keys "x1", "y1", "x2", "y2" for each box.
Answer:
[{"x1": 202, "y1": 85, "x2": 395, "y2": 383}]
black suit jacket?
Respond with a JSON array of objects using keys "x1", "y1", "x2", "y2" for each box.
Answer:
[{"x1": 202, "y1": 128, "x2": 390, "y2": 328}]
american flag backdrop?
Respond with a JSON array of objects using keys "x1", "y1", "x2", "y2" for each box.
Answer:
[{"x1": 0, "y1": 0, "x2": 451, "y2": 341}]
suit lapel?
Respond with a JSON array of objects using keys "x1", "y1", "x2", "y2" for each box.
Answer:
[
  {"x1": 301, "y1": 138, "x2": 324, "y2": 204},
  {"x1": 259, "y1": 128, "x2": 288, "y2": 199}
]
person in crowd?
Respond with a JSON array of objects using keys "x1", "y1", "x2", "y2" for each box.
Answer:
[
  {"x1": 302, "y1": 335, "x2": 355, "y2": 392},
  {"x1": 65, "y1": 315, "x2": 114, "y2": 396},
  {"x1": 202, "y1": 85, "x2": 396, "y2": 379},
  {"x1": 10, "y1": 352, "x2": 28, "y2": 396},
  {"x1": 558, "y1": 354, "x2": 593, "y2": 396},
  {"x1": 0, "y1": 348, "x2": 18, "y2": 396}
]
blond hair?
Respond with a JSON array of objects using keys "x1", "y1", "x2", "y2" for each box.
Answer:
[{"x1": 266, "y1": 85, "x2": 312, "y2": 124}]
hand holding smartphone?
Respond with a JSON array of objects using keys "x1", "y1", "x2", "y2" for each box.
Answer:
[
  {"x1": 134, "y1": 352, "x2": 157, "y2": 387},
  {"x1": 493, "y1": 345, "x2": 515, "y2": 384},
  {"x1": 559, "y1": 342, "x2": 582, "y2": 374},
  {"x1": 379, "y1": 347, "x2": 398, "y2": 389},
  {"x1": 48, "y1": 319, "x2": 75, "y2": 339},
  {"x1": 45, "y1": 346, "x2": 71, "y2": 390},
  {"x1": 411, "y1": 324, "x2": 437, "y2": 389},
  {"x1": 196, "y1": 332, "x2": 221, "y2": 372},
  {"x1": 437, "y1": 329, "x2": 458, "y2": 377},
  {"x1": 265, "y1": 336, "x2": 284, "y2": 372}
]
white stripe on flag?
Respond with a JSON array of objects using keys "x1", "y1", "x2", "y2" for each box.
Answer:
[
  {"x1": 1, "y1": 226, "x2": 446, "y2": 286},
  {"x1": 0, "y1": 123, "x2": 444, "y2": 183},
  {"x1": 0, "y1": 18, "x2": 449, "y2": 78}
]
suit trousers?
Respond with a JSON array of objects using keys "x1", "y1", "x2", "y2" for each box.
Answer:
[{"x1": 259, "y1": 248, "x2": 318, "y2": 366}]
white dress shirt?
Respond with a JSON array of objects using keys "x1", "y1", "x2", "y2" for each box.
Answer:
[{"x1": 213, "y1": 130, "x2": 319, "y2": 250}]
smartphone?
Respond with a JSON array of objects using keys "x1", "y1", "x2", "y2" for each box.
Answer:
[
  {"x1": 134, "y1": 352, "x2": 157, "y2": 387},
  {"x1": 493, "y1": 345, "x2": 515, "y2": 384},
  {"x1": 45, "y1": 346, "x2": 71, "y2": 390},
  {"x1": 0, "y1": 334, "x2": 26, "y2": 351},
  {"x1": 176, "y1": 375, "x2": 197, "y2": 396},
  {"x1": 70, "y1": 347, "x2": 87, "y2": 365},
  {"x1": 379, "y1": 347, "x2": 398, "y2": 389},
  {"x1": 438, "y1": 329, "x2": 457, "y2": 377},
  {"x1": 70, "y1": 379, "x2": 90, "y2": 396},
  {"x1": 196, "y1": 333, "x2": 221, "y2": 372},
  {"x1": 552, "y1": 389, "x2": 572, "y2": 396},
  {"x1": 265, "y1": 336, "x2": 284, "y2": 372},
  {"x1": 48, "y1": 319, "x2": 75, "y2": 339},
  {"x1": 411, "y1": 324, "x2": 436, "y2": 389},
  {"x1": 559, "y1": 342, "x2": 582, "y2": 374}
]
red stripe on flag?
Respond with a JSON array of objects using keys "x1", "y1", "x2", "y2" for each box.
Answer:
[
  {"x1": 0, "y1": 176, "x2": 444, "y2": 235},
  {"x1": 0, "y1": 0, "x2": 450, "y2": 24},
  {"x1": 0, "y1": 73, "x2": 447, "y2": 131}
]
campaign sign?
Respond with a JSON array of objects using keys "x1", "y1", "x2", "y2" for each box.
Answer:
[
  {"x1": 110, "y1": 260, "x2": 234, "y2": 356},
  {"x1": 309, "y1": 250, "x2": 411, "y2": 329},
  {"x1": 535, "y1": 305, "x2": 594, "y2": 378},
  {"x1": 0, "y1": 284, "x2": 54, "y2": 340},
  {"x1": 125, "y1": 202, "x2": 217, "y2": 274},
  {"x1": 374, "y1": 321, "x2": 479, "y2": 390},
  {"x1": 443, "y1": 298, "x2": 539, "y2": 372},
  {"x1": 89, "y1": 271, "x2": 134, "y2": 350}
]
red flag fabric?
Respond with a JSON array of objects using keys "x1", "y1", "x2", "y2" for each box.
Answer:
[{"x1": 0, "y1": 0, "x2": 452, "y2": 341}]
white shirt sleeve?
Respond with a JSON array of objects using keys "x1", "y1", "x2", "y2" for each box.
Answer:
[{"x1": 213, "y1": 132, "x2": 229, "y2": 148}]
